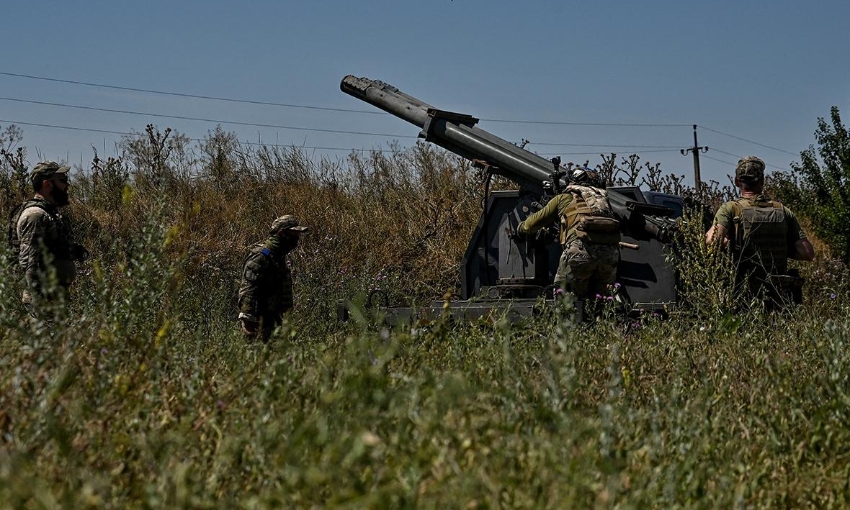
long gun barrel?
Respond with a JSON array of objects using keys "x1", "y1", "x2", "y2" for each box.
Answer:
[{"x1": 341, "y1": 75, "x2": 556, "y2": 194}]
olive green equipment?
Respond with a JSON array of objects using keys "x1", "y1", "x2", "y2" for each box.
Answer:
[
  {"x1": 729, "y1": 197, "x2": 804, "y2": 305},
  {"x1": 7, "y1": 199, "x2": 88, "y2": 264},
  {"x1": 560, "y1": 185, "x2": 621, "y2": 245}
]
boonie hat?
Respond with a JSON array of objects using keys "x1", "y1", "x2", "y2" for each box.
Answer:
[
  {"x1": 270, "y1": 215, "x2": 308, "y2": 233},
  {"x1": 735, "y1": 156, "x2": 765, "y2": 183},
  {"x1": 30, "y1": 161, "x2": 71, "y2": 186}
]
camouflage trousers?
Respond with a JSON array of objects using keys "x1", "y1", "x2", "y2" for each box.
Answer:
[
  {"x1": 555, "y1": 239, "x2": 619, "y2": 299},
  {"x1": 242, "y1": 313, "x2": 284, "y2": 343}
]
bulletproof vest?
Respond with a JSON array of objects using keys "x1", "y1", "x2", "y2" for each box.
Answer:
[
  {"x1": 7, "y1": 199, "x2": 74, "y2": 262},
  {"x1": 238, "y1": 243, "x2": 293, "y2": 316},
  {"x1": 8, "y1": 199, "x2": 48, "y2": 259},
  {"x1": 560, "y1": 185, "x2": 620, "y2": 245},
  {"x1": 731, "y1": 197, "x2": 788, "y2": 275}
]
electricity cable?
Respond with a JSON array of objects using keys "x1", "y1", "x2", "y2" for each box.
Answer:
[
  {"x1": 0, "y1": 118, "x2": 402, "y2": 153},
  {"x1": 0, "y1": 97, "x2": 417, "y2": 139},
  {"x1": 699, "y1": 125, "x2": 798, "y2": 156},
  {"x1": 1, "y1": 70, "x2": 692, "y2": 128}
]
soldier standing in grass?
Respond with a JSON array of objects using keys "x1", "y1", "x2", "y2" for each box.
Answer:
[
  {"x1": 9, "y1": 161, "x2": 87, "y2": 318},
  {"x1": 706, "y1": 156, "x2": 815, "y2": 309},
  {"x1": 515, "y1": 168, "x2": 621, "y2": 301},
  {"x1": 237, "y1": 215, "x2": 308, "y2": 342}
]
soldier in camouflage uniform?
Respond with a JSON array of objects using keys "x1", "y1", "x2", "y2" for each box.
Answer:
[
  {"x1": 237, "y1": 215, "x2": 308, "y2": 342},
  {"x1": 516, "y1": 169, "x2": 621, "y2": 301},
  {"x1": 11, "y1": 161, "x2": 87, "y2": 317},
  {"x1": 706, "y1": 156, "x2": 815, "y2": 309}
]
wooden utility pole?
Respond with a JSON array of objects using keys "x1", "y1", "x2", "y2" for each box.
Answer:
[{"x1": 681, "y1": 125, "x2": 708, "y2": 191}]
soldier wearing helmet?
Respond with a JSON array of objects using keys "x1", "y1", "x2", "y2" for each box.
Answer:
[
  {"x1": 237, "y1": 215, "x2": 308, "y2": 342},
  {"x1": 706, "y1": 156, "x2": 814, "y2": 309},
  {"x1": 516, "y1": 167, "x2": 621, "y2": 302}
]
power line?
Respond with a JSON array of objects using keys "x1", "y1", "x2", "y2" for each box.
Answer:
[
  {"x1": 2, "y1": 68, "x2": 813, "y2": 159},
  {"x1": 1, "y1": 96, "x2": 695, "y2": 151},
  {"x1": 709, "y1": 147, "x2": 793, "y2": 172},
  {"x1": 702, "y1": 154, "x2": 737, "y2": 167},
  {"x1": 482, "y1": 118, "x2": 690, "y2": 127},
  {"x1": 0, "y1": 119, "x2": 131, "y2": 137},
  {"x1": 538, "y1": 149, "x2": 682, "y2": 157},
  {"x1": 0, "y1": 70, "x2": 383, "y2": 115},
  {"x1": 1, "y1": 70, "x2": 692, "y2": 128},
  {"x1": 0, "y1": 97, "x2": 418, "y2": 139},
  {"x1": 0, "y1": 118, "x2": 686, "y2": 160},
  {"x1": 699, "y1": 125, "x2": 799, "y2": 156},
  {"x1": 528, "y1": 141, "x2": 682, "y2": 149},
  {"x1": 1, "y1": 70, "x2": 810, "y2": 161}
]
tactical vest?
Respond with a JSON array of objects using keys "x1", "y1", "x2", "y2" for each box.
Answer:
[
  {"x1": 730, "y1": 197, "x2": 788, "y2": 275},
  {"x1": 7, "y1": 198, "x2": 74, "y2": 262},
  {"x1": 8, "y1": 199, "x2": 50, "y2": 260},
  {"x1": 560, "y1": 185, "x2": 620, "y2": 245},
  {"x1": 238, "y1": 243, "x2": 293, "y2": 317}
]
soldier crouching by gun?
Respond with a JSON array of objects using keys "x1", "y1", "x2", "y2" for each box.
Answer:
[
  {"x1": 706, "y1": 156, "x2": 815, "y2": 310},
  {"x1": 515, "y1": 168, "x2": 621, "y2": 304}
]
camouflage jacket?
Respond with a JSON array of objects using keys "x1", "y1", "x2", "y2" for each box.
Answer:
[
  {"x1": 237, "y1": 242, "x2": 293, "y2": 320},
  {"x1": 15, "y1": 198, "x2": 77, "y2": 299},
  {"x1": 517, "y1": 187, "x2": 619, "y2": 246}
]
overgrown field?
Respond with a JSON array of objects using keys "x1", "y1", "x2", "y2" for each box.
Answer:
[{"x1": 1, "y1": 127, "x2": 849, "y2": 508}]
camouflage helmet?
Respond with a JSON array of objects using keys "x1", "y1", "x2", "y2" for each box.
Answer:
[
  {"x1": 270, "y1": 215, "x2": 308, "y2": 234},
  {"x1": 735, "y1": 156, "x2": 765, "y2": 184},
  {"x1": 30, "y1": 161, "x2": 70, "y2": 187}
]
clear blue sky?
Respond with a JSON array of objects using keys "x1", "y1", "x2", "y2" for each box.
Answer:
[{"x1": 2, "y1": 1, "x2": 848, "y2": 186}]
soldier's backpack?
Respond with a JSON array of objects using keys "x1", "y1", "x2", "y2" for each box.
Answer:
[
  {"x1": 730, "y1": 197, "x2": 788, "y2": 275},
  {"x1": 560, "y1": 185, "x2": 621, "y2": 245},
  {"x1": 6, "y1": 199, "x2": 50, "y2": 263}
]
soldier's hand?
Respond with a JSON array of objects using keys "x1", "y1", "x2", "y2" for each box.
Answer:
[
  {"x1": 537, "y1": 227, "x2": 557, "y2": 244},
  {"x1": 508, "y1": 228, "x2": 529, "y2": 241},
  {"x1": 240, "y1": 319, "x2": 259, "y2": 336}
]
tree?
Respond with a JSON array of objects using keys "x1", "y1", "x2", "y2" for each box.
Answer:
[{"x1": 791, "y1": 106, "x2": 850, "y2": 263}]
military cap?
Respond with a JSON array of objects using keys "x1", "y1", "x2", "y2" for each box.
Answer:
[
  {"x1": 270, "y1": 215, "x2": 308, "y2": 233},
  {"x1": 735, "y1": 156, "x2": 765, "y2": 183},
  {"x1": 30, "y1": 161, "x2": 71, "y2": 186}
]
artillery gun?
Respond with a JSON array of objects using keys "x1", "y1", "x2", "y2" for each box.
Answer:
[{"x1": 339, "y1": 75, "x2": 681, "y2": 323}]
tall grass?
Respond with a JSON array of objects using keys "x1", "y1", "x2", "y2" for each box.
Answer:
[{"x1": 1, "y1": 126, "x2": 849, "y2": 508}]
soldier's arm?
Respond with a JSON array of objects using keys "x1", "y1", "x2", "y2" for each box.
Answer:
[
  {"x1": 237, "y1": 251, "x2": 268, "y2": 320},
  {"x1": 785, "y1": 209, "x2": 815, "y2": 261},
  {"x1": 705, "y1": 202, "x2": 734, "y2": 249},
  {"x1": 705, "y1": 224, "x2": 729, "y2": 249},
  {"x1": 792, "y1": 239, "x2": 815, "y2": 261},
  {"x1": 16, "y1": 209, "x2": 47, "y2": 292},
  {"x1": 517, "y1": 195, "x2": 565, "y2": 235}
]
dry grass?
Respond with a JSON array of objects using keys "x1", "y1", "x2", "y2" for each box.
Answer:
[{"x1": 1, "y1": 126, "x2": 849, "y2": 508}]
